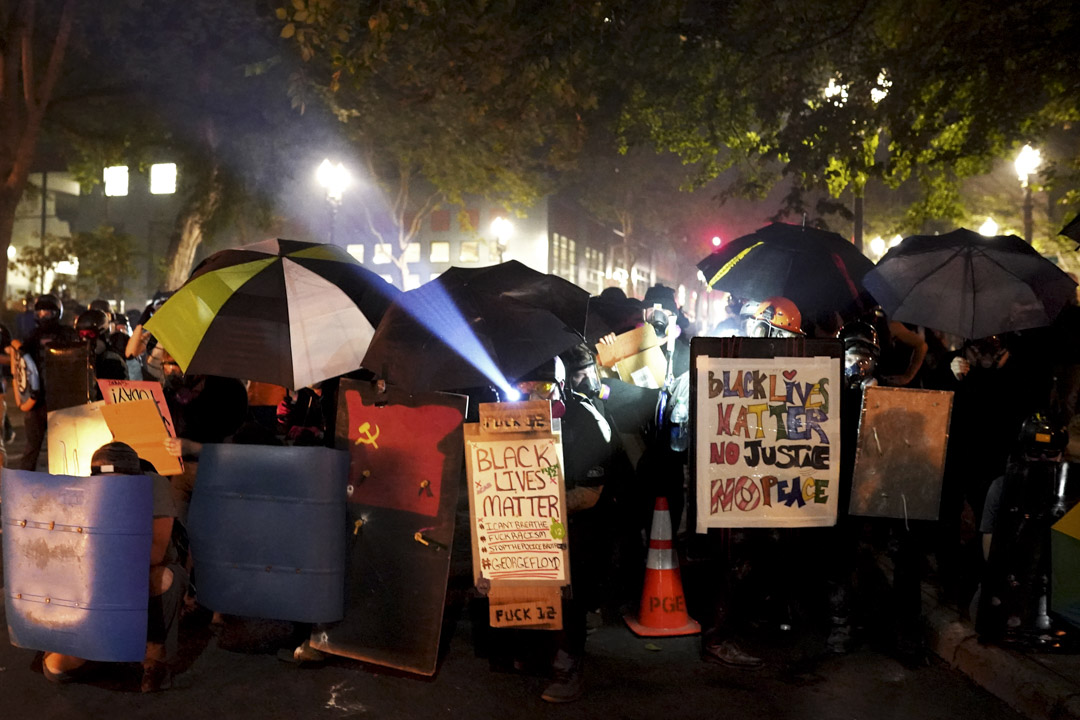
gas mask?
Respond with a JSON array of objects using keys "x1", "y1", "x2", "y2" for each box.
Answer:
[
  {"x1": 843, "y1": 345, "x2": 878, "y2": 390},
  {"x1": 569, "y1": 364, "x2": 602, "y2": 398}
]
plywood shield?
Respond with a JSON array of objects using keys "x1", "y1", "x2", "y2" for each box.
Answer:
[
  {"x1": 311, "y1": 379, "x2": 467, "y2": 676},
  {"x1": 43, "y1": 343, "x2": 92, "y2": 411},
  {"x1": 849, "y1": 386, "x2": 954, "y2": 521}
]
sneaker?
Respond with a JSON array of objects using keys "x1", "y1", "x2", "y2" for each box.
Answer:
[
  {"x1": 703, "y1": 640, "x2": 764, "y2": 669},
  {"x1": 141, "y1": 660, "x2": 172, "y2": 693},
  {"x1": 541, "y1": 651, "x2": 584, "y2": 703}
]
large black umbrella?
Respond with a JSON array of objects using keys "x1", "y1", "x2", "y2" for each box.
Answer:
[
  {"x1": 863, "y1": 228, "x2": 1078, "y2": 339},
  {"x1": 361, "y1": 261, "x2": 589, "y2": 392},
  {"x1": 697, "y1": 222, "x2": 873, "y2": 328}
]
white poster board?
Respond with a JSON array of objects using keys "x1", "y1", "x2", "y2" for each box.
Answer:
[
  {"x1": 466, "y1": 433, "x2": 569, "y2": 584},
  {"x1": 694, "y1": 355, "x2": 841, "y2": 531}
]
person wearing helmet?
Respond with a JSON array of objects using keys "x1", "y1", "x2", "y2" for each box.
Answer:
[
  {"x1": 748, "y1": 296, "x2": 804, "y2": 338},
  {"x1": 838, "y1": 321, "x2": 880, "y2": 392},
  {"x1": 507, "y1": 353, "x2": 629, "y2": 702},
  {"x1": 977, "y1": 413, "x2": 1071, "y2": 647},
  {"x1": 76, "y1": 308, "x2": 128, "y2": 396},
  {"x1": 13, "y1": 293, "x2": 78, "y2": 470},
  {"x1": 40, "y1": 441, "x2": 188, "y2": 692}
]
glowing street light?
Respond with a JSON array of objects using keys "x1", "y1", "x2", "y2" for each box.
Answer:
[
  {"x1": 978, "y1": 217, "x2": 999, "y2": 236},
  {"x1": 1014, "y1": 144, "x2": 1041, "y2": 243},
  {"x1": 711, "y1": 235, "x2": 722, "y2": 247},
  {"x1": 490, "y1": 216, "x2": 514, "y2": 263},
  {"x1": 316, "y1": 158, "x2": 351, "y2": 244}
]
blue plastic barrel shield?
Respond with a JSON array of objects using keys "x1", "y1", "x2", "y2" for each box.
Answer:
[
  {"x1": 2, "y1": 470, "x2": 152, "y2": 661},
  {"x1": 187, "y1": 444, "x2": 349, "y2": 623}
]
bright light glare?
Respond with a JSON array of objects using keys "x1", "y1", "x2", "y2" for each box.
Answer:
[
  {"x1": 490, "y1": 216, "x2": 514, "y2": 242},
  {"x1": 979, "y1": 217, "x2": 999, "y2": 236},
  {"x1": 870, "y1": 70, "x2": 892, "y2": 104},
  {"x1": 824, "y1": 77, "x2": 849, "y2": 106},
  {"x1": 869, "y1": 236, "x2": 885, "y2": 256},
  {"x1": 711, "y1": 235, "x2": 722, "y2": 247},
  {"x1": 889, "y1": 234, "x2": 903, "y2": 248},
  {"x1": 150, "y1": 163, "x2": 177, "y2": 194},
  {"x1": 7, "y1": 245, "x2": 15, "y2": 260},
  {"x1": 392, "y1": 281, "x2": 518, "y2": 398},
  {"x1": 317, "y1": 158, "x2": 351, "y2": 202},
  {"x1": 504, "y1": 388, "x2": 523, "y2": 401},
  {"x1": 1015, "y1": 144, "x2": 1041, "y2": 184},
  {"x1": 104, "y1": 166, "x2": 128, "y2": 197}
]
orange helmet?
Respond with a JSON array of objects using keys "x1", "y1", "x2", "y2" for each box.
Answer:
[{"x1": 751, "y1": 296, "x2": 804, "y2": 337}]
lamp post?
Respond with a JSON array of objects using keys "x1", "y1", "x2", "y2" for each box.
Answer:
[
  {"x1": 316, "y1": 158, "x2": 350, "y2": 244},
  {"x1": 1014, "y1": 144, "x2": 1041, "y2": 244},
  {"x1": 490, "y1": 216, "x2": 513, "y2": 263}
]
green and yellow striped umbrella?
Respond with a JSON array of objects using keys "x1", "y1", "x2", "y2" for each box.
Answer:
[{"x1": 146, "y1": 239, "x2": 398, "y2": 389}]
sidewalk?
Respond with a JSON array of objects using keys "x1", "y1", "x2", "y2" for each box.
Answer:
[{"x1": 919, "y1": 572, "x2": 1080, "y2": 720}]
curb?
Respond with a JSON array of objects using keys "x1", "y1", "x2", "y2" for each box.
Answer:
[{"x1": 922, "y1": 587, "x2": 1080, "y2": 720}]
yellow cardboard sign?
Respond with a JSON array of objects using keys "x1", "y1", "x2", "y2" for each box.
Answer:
[{"x1": 100, "y1": 398, "x2": 183, "y2": 476}]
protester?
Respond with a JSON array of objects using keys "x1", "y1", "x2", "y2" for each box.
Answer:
[
  {"x1": 40, "y1": 441, "x2": 187, "y2": 692},
  {"x1": 13, "y1": 293, "x2": 78, "y2": 471},
  {"x1": 507, "y1": 351, "x2": 626, "y2": 702},
  {"x1": 75, "y1": 307, "x2": 129, "y2": 395}
]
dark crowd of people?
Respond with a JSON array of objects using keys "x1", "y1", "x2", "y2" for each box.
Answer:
[{"x1": 2, "y1": 278, "x2": 1078, "y2": 702}]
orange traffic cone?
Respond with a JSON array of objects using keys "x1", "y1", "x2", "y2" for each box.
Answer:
[{"x1": 624, "y1": 496, "x2": 701, "y2": 637}]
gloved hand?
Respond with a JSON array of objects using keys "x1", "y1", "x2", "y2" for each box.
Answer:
[{"x1": 950, "y1": 356, "x2": 970, "y2": 379}]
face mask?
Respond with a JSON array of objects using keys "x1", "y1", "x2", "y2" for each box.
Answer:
[{"x1": 571, "y1": 366, "x2": 602, "y2": 398}]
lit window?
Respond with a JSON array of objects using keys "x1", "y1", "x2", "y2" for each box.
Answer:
[
  {"x1": 55, "y1": 259, "x2": 79, "y2": 275},
  {"x1": 460, "y1": 242, "x2": 480, "y2": 262},
  {"x1": 430, "y1": 241, "x2": 450, "y2": 263},
  {"x1": 373, "y1": 244, "x2": 393, "y2": 264},
  {"x1": 345, "y1": 244, "x2": 364, "y2": 263},
  {"x1": 404, "y1": 273, "x2": 421, "y2": 290},
  {"x1": 429, "y1": 271, "x2": 442, "y2": 282},
  {"x1": 150, "y1": 163, "x2": 177, "y2": 194},
  {"x1": 104, "y1": 166, "x2": 129, "y2": 197},
  {"x1": 404, "y1": 242, "x2": 421, "y2": 263}
]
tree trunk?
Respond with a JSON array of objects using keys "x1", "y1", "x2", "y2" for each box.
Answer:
[{"x1": 162, "y1": 177, "x2": 222, "y2": 290}]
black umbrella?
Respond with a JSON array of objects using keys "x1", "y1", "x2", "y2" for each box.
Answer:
[
  {"x1": 697, "y1": 222, "x2": 874, "y2": 328},
  {"x1": 361, "y1": 261, "x2": 589, "y2": 392},
  {"x1": 863, "y1": 228, "x2": 1078, "y2": 339}
]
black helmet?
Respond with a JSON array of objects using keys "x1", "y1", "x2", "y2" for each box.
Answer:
[
  {"x1": 76, "y1": 308, "x2": 110, "y2": 341},
  {"x1": 1018, "y1": 413, "x2": 1068, "y2": 459},
  {"x1": 34, "y1": 293, "x2": 62, "y2": 322},
  {"x1": 839, "y1": 321, "x2": 880, "y2": 389},
  {"x1": 89, "y1": 298, "x2": 113, "y2": 319}
]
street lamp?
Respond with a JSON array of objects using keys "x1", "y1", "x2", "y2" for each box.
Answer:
[
  {"x1": 978, "y1": 217, "x2": 999, "y2": 236},
  {"x1": 316, "y1": 158, "x2": 351, "y2": 244},
  {"x1": 1014, "y1": 144, "x2": 1041, "y2": 244},
  {"x1": 490, "y1": 216, "x2": 514, "y2": 263}
]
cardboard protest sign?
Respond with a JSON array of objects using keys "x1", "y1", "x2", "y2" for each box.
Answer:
[
  {"x1": 98, "y1": 379, "x2": 177, "y2": 437},
  {"x1": 312, "y1": 379, "x2": 467, "y2": 676},
  {"x1": 100, "y1": 398, "x2": 183, "y2": 475},
  {"x1": 595, "y1": 324, "x2": 666, "y2": 389},
  {"x1": 465, "y1": 400, "x2": 569, "y2": 630},
  {"x1": 47, "y1": 401, "x2": 114, "y2": 476},
  {"x1": 691, "y1": 338, "x2": 842, "y2": 531},
  {"x1": 849, "y1": 386, "x2": 953, "y2": 521}
]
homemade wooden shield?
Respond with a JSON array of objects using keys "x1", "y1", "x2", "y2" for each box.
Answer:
[
  {"x1": 47, "y1": 401, "x2": 114, "y2": 477},
  {"x1": 849, "y1": 386, "x2": 954, "y2": 521},
  {"x1": 187, "y1": 443, "x2": 349, "y2": 623},
  {"x1": 43, "y1": 343, "x2": 92, "y2": 411},
  {"x1": 690, "y1": 337, "x2": 843, "y2": 531},
  {"x1": 3, "y1": 469, "x2": 153, "y2": 661},
  {"x1": 310, "y1": 379, "x2": 467, "y2": 676}
]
